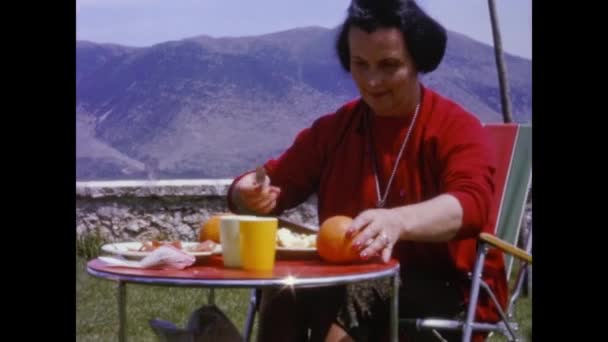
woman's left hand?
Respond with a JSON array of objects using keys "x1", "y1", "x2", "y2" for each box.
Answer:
[{"x1": 346, "y1": 208, "x2": 405, "y2": 263}]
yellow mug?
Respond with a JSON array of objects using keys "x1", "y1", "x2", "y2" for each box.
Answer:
[{"x1": 239, "y1": 216, "x2": 278, "y2": 272}]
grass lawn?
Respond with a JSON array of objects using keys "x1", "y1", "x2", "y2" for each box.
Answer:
[
  {"x1": 77, "y1": 254, "x2": 530, "y2": 341},
  {"x1": 77, "y1": 257, "x2": 253, "y2": 341}
]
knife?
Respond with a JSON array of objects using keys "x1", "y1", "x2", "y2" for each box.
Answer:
[
  {"x1": 255, "y1": 166, "x2": 266, "y2": 186},
  {"x1": 255, "y1": 166, "x2": 319, "y2": 233}
]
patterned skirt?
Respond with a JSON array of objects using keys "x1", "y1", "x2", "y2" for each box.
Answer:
[
  {"x1": 334, "y1": 270, "x2": 465, "y2": 342},
  {"x1": 257, "y1": 269, "x2": 466, "y2": 342}
]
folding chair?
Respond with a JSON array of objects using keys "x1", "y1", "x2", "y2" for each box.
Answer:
[
  {"x1": 243, "y1": 124, "x2": 532, "y2": 342},
  {"x1": 404, "y1": 123, "x2": 532, "y2": 341}
]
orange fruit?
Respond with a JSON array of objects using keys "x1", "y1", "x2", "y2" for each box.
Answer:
[
  {"x1": 198, "y1": 213, "x2": 230, "y2": 243},
  {"x1": 316, "y1": 215, "x2": 360, "y2": 264}
]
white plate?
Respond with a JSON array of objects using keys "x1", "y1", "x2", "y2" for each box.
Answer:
[
  {"x1": 101, "y1": 242, "x2": 221, "y2": 260},
  {"x1": 275, "y1": 246, "x2": 317, "y2": 258},
  {"x1": 276, "y1": 246, "x2": 316, "y2": 252}
]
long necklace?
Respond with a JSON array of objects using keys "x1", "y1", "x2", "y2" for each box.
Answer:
[{"x1": 365, "y1": 103, "x2": 421, "y2": 208}]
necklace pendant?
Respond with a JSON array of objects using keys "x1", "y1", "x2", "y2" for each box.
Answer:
[{"x1": 367, "y1": 102, "x2": 420, "y2": 212}]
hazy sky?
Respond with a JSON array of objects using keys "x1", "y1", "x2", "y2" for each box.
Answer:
[{"x1": 76, "y1": 0, "x2": 531, "y2": 59}]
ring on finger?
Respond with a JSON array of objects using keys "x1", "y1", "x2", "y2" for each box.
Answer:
[{"x1": 379, "y1": 233, "x2": 390, "y2": 245}]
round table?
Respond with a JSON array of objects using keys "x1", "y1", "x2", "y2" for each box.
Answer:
[{"x1": 87, "y1": 255, "x2": 400, "y2": 341}]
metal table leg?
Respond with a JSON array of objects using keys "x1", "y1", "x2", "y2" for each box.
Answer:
[
  {"x1": 390, "y1": 272, "x2": 400, "y2": 341},
  {"x1": 243, "y1": 289, "x2": 258, "y2": 342},
  {"x1": 118, "y1": 281, "x2": 127, "y2": 342}
]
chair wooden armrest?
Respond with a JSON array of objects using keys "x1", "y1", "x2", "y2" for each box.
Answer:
[{"x1": 479, "y1": 232, "x2": 532, "y2": 264}]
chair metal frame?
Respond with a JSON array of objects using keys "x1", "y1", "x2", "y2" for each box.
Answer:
[{"x1": 402, "y1": 124, "x2": 532, "y2": 342}]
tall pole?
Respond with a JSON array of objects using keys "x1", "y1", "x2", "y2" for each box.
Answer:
[{"x1": 487, "y1": 0, "x2": 514, "y2": 123}]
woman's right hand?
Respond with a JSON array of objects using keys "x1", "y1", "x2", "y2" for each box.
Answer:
[{"x1": 232, "y1": 170, "x2": 281, "y2": 215}]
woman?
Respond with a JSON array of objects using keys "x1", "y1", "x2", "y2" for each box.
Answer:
[{"x1": 227, "y1": 0, "x2": 508, "y2": 341}]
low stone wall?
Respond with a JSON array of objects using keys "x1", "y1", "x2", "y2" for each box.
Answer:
[
  {"x1": 76, "y1": 180, "x2": 319, "y2": 243},
  {"x1": 76, "y1": 180, "x2": 532, "y2": 246}
]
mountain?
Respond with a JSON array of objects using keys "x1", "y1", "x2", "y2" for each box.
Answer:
[{"x1": 76, "y1": 26, "x2": 531, "y2": 180}]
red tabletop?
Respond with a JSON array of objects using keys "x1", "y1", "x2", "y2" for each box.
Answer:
[{"x1": 87, "y1": 255, "x2": 400, "y2": 288}]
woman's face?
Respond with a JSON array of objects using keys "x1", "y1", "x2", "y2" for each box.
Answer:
[{"x1": 348, "y1": 26, "x2": 419, "y2": 117}]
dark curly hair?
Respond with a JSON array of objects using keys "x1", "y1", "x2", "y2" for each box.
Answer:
[{"x1": 336, "y1": 0, "x2": 447, "y2": 74}]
